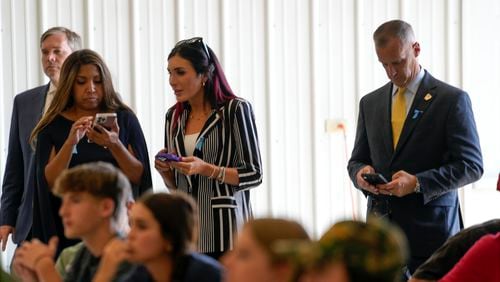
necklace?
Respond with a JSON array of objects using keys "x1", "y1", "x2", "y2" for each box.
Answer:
[
  {"x1": 189, "y1": 109, "x2": 212, "y2": 120},
  {"x1": 189, "y1": 110, "x2": 211, "y2": 121}
]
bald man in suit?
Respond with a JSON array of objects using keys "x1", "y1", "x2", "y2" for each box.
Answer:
[
  {"x1": 348, "y1": 20, "x2": 483, "y2": 275},
  {"x1": 0, "y1": 27, "x2": 82, "y2": 250}
]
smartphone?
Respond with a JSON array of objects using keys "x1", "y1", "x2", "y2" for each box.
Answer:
[
  {"x1": 361, "y1": 173, "x2": 389, "y2": 185},
  {"x1": 155, "y1": 152, "x2": 182, "y2": 162},
  {"x1": 94, "y1": 113, "x2": 117, "y2": 130}
]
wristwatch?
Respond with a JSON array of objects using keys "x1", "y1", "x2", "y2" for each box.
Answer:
[{"x1": 414, "y1": 177, "x2": 422, "y2": 193}]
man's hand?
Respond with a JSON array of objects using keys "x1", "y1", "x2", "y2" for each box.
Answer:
[
  {"x1": 12, "y1": 256, "x2": 38, "y2": 282},
  {"x1": 0, "y1": 225, "x2": 14, "y2": 251},
  {"x1": 378, "y1": 170, "x2": 417, "y2": 197},
  {"x1": 355, "y1": 165, "x2": 380, "y2": 195},
  {"x1": 15, "y1": 237, "x2": 58, "y2": 270}
]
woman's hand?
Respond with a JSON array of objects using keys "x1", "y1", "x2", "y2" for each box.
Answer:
[
  {"x1": 47, "y1": 116, "x2": 92, "y2": 188},
  {"x1": 154, "y1": 149, "x2": 178, "y2": 189},
  {"x1": 94, "y1": 238, "x2": 130, "y2": 282},
  {"x1": 86, "y1": 119, "x2": 120, "y2": 148},
  {"x1": 102, "y1": 238, "x2": 131, "y2": 265},
  {"x1": 154, "y1": 149, "x2": 176, "y2": 174},
  {"x1": 67, "y1": 116, "x2": 93, "y2": 145},
  {"x1": 171, "y1": 156, "x2": 211, "y2": 177}
]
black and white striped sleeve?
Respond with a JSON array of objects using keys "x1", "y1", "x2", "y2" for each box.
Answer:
[{"x1": 232, "y1": 99, "x2": 263, "y2": 190}]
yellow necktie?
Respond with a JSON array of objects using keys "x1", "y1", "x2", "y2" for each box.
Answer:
[{"x1": 392, "y1": 87, "x2": 407, "y2": 148}]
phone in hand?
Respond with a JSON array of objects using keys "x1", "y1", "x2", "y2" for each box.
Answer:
[
  {"x1": 361, "y1": 173, "x2": 389, "y2": 185},
  {"x1": 93, "y1": 113, "x2": 117, "y2": 130},
  {"x1": 155, "y1": 152, "x2": 182, "y2": 162}
]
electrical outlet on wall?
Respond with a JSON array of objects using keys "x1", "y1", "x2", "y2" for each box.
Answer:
[{"x1": 325, "y1": 119, "x2": 346, "y2": 133}]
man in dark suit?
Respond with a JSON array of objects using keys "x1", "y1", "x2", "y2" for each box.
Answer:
[
  {"x1": 0, "y1": 27, "x2": 81, "y2": 251},
  {"x1": 347, "y1": 20, "x2": 483, "y2": 275}
]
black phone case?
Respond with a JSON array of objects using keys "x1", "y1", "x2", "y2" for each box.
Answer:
[{"x1": 361, "y1": 173, "x2": 388, "y2": 185}]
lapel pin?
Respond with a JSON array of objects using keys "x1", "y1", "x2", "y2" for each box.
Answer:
[
  {"x1": 195, "y1": 136, "x2": 205, "y2": 151},
  {"x1": 424, "y1": 93, "x2": 432, "y2": 101},
  {"x1": 412, "y1": 109, "x2": 424, "y2": 119}
]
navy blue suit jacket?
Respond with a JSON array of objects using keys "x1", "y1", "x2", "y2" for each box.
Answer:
[
  {"x1": 348, "y1": 71, "x2": 483, "y2": 272},
  {"x1": 1, "y1": 84, "x2": 48, "y2": 243}
]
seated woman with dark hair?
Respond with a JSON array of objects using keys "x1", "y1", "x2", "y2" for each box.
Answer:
[{"x1": 93, "y1": 191, "x2": 223, "y2": 282}]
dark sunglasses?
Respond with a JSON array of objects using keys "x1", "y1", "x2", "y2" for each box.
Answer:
[{"x1": 175, "y1": 37, "x2": 211, "y2": 61}]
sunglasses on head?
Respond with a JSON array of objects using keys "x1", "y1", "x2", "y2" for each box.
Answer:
[{"x1": 175, "y1": 37, "x2": 211, "y2": 61}]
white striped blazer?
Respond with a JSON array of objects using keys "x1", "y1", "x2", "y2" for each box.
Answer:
[{"x1": 164, "y1": 98, "x2": 263, "y2": 253}]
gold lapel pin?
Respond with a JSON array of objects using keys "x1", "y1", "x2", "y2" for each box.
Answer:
[{"x1": 424, "y1": 93, "x2": 432, "y2": 101}]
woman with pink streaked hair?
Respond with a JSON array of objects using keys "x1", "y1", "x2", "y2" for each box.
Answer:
[{"x1": 154, "y1": 37, "x2": 263, "y2": 260}]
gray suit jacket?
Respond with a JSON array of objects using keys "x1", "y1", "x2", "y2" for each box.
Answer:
[
  {"x1": 348, "y1": 71, "x2": 483, "y2": 272},
  {"x1": 1, "y1": 84, "x2": 48, "y2": 243}
]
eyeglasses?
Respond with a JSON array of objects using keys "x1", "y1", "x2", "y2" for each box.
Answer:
[{"x1": 175, "y1": 37, "x2": 211, "y2": 61}]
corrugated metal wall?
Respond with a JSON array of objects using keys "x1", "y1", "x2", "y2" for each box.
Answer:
[{"x1": 2, "y1": 0, "x2": 499, "y2": 267}]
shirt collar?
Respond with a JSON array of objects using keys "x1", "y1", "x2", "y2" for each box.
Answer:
[
  {"x1": 48, "y1": 82, "x2": 57, "y2": 95},
  {"x1": 392, "y1": 66, "x2": 425, "y2": 96}
]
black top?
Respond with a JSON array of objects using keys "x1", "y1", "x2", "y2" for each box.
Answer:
[
  {"x1": 118, "y1": 253, "x2": 223, "y2": 282},
  {"x1": 32, "y1": 110, "x2": 152, "y2": 254}
]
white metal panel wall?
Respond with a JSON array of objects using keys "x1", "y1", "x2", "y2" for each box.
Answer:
[
  {"x1": 1, "y1": 0, "x2": 499, "y2": 267},
  {"x1": 462, "y1": 0, "x2": 500, "y2": 223},
  {"x1": 266, "y1": 0, "x2": 315, "y2": 232}
]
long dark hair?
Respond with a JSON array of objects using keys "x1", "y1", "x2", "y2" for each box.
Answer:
[
  {"x1": 30, "y1": 49, "x2": 132, "y2": 146},
  {"x1": 139, "y1": 192, "x2": 198, "y2": 260},
  {"x1": 167, "y1": 37, "x2": 236, "y2": 125}
]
